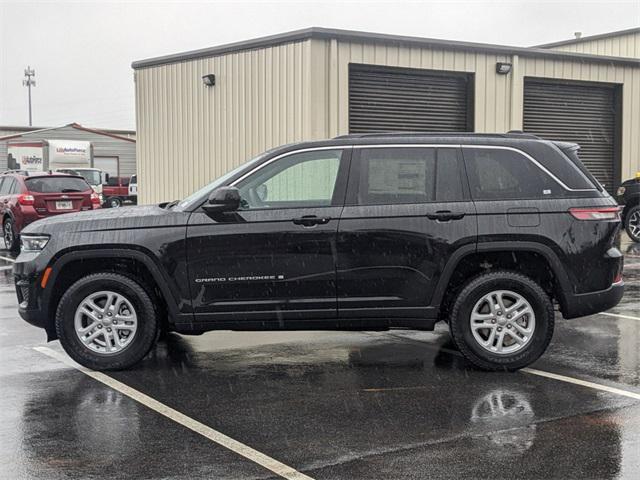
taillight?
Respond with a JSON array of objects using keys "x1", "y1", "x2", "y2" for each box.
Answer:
[
  {"x1": 18, "y1": 194, "x2": 35, "y2": 206},
  {"x1": 569, "y1": 207, "x2": 621, "y2": 221}
]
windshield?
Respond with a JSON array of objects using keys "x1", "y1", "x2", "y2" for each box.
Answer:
[
  {"x1": 59, "y1": 169, "x2": 101, "y2": 186},
  {"x1": 174, "y1": 152, "x2": 270, "y2": 211}
]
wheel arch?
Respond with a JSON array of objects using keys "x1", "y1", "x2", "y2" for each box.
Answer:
[
  {"x1": 433, "y1": 241, "x2": 571, "y2": 317},
  {"x1": 43, "y1": 247, "x2": 185, "y2": 338}
]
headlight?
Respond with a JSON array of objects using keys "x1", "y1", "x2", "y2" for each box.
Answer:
[
  {"x1": 616, "y1": 186, "x2": 626, "y2": 196},
  {"x1": 21, "y1": 234, "x2": 50, "y2": 252}
]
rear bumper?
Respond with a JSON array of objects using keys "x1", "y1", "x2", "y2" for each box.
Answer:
[{"x1": 561, "y1": 280, "x2": 625, "y2": 319}]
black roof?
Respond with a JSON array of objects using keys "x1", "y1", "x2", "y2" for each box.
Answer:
[{"x1": 131, "y1": 27, "x2": 640, "y2": 69}]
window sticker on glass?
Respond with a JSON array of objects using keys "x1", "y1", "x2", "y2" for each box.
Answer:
[{"x1": 368, "y1": 158, "x2": 426, "y2": 195}]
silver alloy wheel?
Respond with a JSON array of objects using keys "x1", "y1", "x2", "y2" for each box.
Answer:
[
  {"x1": 469, "y1": 290, "x2": 536, "y2": 355},
  {"x1": 74, "y1": 290, "x2": 138, "y2": 355},
  {"x1": 3, "y1": 221, "x2": 13, "y2": 247},
  {"x1": 629, "y1": 210, "x2": 640, "y2": 239}
]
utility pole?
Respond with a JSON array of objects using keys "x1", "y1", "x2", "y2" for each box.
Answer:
[{"x1": 22, "y1": 66, "x2": 36, "y2": 126}]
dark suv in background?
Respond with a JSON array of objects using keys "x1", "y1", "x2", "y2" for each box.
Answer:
[
  {"x1": 617, "y1": 174, "x2": 640, "y2": 242},
  {"x1": 14, "y1": 133, "x2": 623, "y2": 371},
  {"x1": 0, "y1": 171, "x2": 101, "y2": 252}
]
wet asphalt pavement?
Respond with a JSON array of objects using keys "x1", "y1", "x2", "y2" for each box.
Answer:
[{"x1": 1, "y1": 238, "x2": 640, "y2": 479}]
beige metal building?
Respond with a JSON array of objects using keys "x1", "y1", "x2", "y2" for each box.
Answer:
[
  {"x1": 133, "y1": 27, "x2": 640, "y2": 204},
  {"x1": 538, "y1": 27, "x2": 640, "y2": 59}
]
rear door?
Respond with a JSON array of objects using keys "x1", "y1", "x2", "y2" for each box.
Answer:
[{"x1": 336, "y1": 145, "x2": 477, "y2": 321}]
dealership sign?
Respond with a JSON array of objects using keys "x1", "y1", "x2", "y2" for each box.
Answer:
[{"x1": 48, "y1": 140, "x2": 91, "y2": 165}]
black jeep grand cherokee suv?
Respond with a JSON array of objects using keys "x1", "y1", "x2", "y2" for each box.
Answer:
[{"x1": 14, "y1": 133, "x2": 624, "y2": 371}]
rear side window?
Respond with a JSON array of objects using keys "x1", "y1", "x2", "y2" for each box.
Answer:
[
  {"x1": 25, "y1": 177, "x2": 91, "y2": 193},
  {"x1": 0, "y1": 178, "x2": 14, "y2": 195},
  {"x1": 463, "y1": 148, "x2": 559, "y2": 200},
  {"x1": 354, "y1": 147, "x2": 465, "y2": 205}
]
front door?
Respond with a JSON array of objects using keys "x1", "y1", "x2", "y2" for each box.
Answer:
[
  {"x1": 337, "y1": 146, "x2": 477, "y2": 321},
  {"x1": 186, "y1": 148, "x2": 350, "y2": 326}
]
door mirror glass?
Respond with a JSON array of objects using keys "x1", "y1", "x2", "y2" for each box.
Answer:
[{"x1": 203, "y1": 186, "x2": 241, "y2": 215}]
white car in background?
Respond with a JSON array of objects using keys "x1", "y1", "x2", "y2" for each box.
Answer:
[{"x1": 128, "y1": 174, "x2": 138, "y2": 202}]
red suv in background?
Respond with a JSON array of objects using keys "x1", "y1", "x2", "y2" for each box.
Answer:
[{"x1": 0, "y1": 171, "x2": 101, "y2": 252}]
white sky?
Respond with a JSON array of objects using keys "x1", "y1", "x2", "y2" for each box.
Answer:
[{"x1": 1, "y1": 0, "x2": 639, "y2": 130}]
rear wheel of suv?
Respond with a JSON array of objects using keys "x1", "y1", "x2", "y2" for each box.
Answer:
[
  {"x1": 55, "y1": 273, "x2": 158, "y2": 370},
  {"x1": 448, "y1": 271, "x2": 554, "y2": 371},
  {"x1": 3, "y1": 218, "x2": 18, "y2": 252},
  {"x1": 625, "y1": 205, "x2": 640, "y2": 243}
]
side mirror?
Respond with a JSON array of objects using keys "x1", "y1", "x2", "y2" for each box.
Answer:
[
  {"x1": 202, "y1": 186, "x2": 241, "y2": 216},
  {"x1": 103, "y1": 172, "x2": 110, "y2": 184}
]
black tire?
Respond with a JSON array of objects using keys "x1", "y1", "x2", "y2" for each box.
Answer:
[
  {"x1": 3, "y1": 217, "x2": 19, "y2": 252},
  {"x1": 625, "y1": 205, "x2": 640, "y2": 243},
  {"x1": 55, "y1": 273, "x2": 158, "y2": 370},
  {"x1": 448, "y1": 271, "x2": 554, "y2": 371},
  {"x1": 107, "y1": 197, "x2": 123, "y2": 208}
]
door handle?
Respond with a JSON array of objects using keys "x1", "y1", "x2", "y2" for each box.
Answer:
[
  {"x1": 426, "y1": 210, "x2": 465, "y2": 222},
  {"x1": 292, "y1": 215, "x2": 331, "y2": 227}
]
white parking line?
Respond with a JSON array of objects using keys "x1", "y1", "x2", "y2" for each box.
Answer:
[
  {"x1": 33, "y1": 346, "x2": 314, "y2": 480},
  {"x1": 386, "y1": 333, "x2": 640, "y2": 400},
  {"x1": 599, "y1": 312, "x2": 640, "y2": 322},
  {"x1": 522, "y1": 368, "x2": 640, "y2": 400},
  {"x1": 0, "y1": 255, "x2": 15, "y2": 263}
]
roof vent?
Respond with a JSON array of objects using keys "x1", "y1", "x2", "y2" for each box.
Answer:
[{"x1": 574, "y1": 31, "x2": 583, "y2": 39}]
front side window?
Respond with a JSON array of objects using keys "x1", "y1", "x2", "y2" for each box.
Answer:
[
  {"x1": 236, "y1": 150, "x2": 343, "y2": 209},
  {"x1": 354, "y1": 147, "x2": 464, "y2": 205},
  {"x1": 464, "y1": 148, "x2": 559, "y2": 200}
]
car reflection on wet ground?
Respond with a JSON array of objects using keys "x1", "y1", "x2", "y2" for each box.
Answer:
[{"x1": 0, "y1": 237, "x2": 639, "y2": 479}]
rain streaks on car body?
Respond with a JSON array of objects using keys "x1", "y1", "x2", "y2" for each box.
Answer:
[{"x1": 13, "y1": 132, "x2": 624, "y2": 371}]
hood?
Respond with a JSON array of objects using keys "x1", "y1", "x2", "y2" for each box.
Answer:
[{"x1": 22, "y1": 204, "x2": 187, "y2": 235}]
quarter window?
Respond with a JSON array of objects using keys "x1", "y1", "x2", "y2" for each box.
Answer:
[
  {"x1": 236, "y1": 150, "x2": 343, "y2": 209},
  {"x1": 463, "y1": 148, "x2": 558, "y2": 200},
  {"x1": 354, "y1": 147, "x2": 464, "y2": 205}
]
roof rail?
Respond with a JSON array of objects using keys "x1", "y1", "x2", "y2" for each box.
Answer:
[
  {"x1": 1, "y1": 169, "x2": 30, "y2": 176},
  {"x1": 333, "y1": 131, "x2": 540, "y2": 140}
]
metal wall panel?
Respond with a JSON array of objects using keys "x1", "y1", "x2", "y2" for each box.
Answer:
[
  {"x1": 326, "y1": 40, "x2": 513, "y2": 137},
  {"x1": 134, "y1": 35, "x2": 640, "y2": 203},
  {"x1": 348, "y1": 64, "x2": 472, "y2": 133},
  {"x1": 516, "y1": 56, "x2": 640, "y2": 181},
  {"x1": 135, "y1": 40, "x2": 314, "y2": 204},
  {"x1": 549, "y1": 32, "x2": 640, "y2": 59},
  {"x1": 523, "y1": 80, "x2": 617, "y2": 189}
]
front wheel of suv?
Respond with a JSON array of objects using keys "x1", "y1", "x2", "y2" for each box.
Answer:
[
  {"x1": 625, "y1": 205, "x2": 640, "y2": 243},
  {"x1": 448, "y1": 271, "x2": 554, "y2": 371},
  {"x1": 55, "y1": 273, "x2": 159, "y2": 370}
]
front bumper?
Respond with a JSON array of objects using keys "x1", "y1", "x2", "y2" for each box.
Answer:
[
  {"x1": 561, "y1": 280, "x2": 625, "y2": 319},
  {"x1": 14, "y1": 250, "x2": 54, "y2": 335}
]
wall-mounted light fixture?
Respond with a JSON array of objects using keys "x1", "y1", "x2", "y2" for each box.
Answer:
[
  {"x1": 202, "y1": 74, "x2": 216, "y2": 86},
  {"x1": 496, "y1": 62, "x2": 512, "y2": 75}
]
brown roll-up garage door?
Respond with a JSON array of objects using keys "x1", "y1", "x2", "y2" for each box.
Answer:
[
  {"x1": 349, "y1": 64, "x2": 473, "y2": 134},
  {"x1": 523, "y1": 79, "x2": 619, "y2": 190}
]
